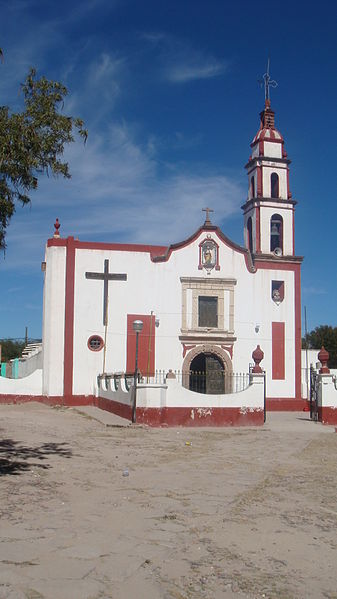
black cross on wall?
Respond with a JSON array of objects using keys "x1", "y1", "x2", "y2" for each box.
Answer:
[{"x1": 85, "y1": 259, "x2": 127, "y2": 326}]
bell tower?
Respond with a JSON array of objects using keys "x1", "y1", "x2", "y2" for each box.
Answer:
[{"x1": 242, "y1": 67, "x2": 296, "y2": 257}]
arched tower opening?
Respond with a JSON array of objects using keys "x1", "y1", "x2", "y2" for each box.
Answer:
[
  {"x1": 271, "y1": 172, "x2": 279, "y2": 198},
  {"x1": 270, "y1": 213, "x2": 283, "y2": 253}
]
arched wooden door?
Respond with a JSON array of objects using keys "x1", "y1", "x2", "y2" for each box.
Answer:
[{"x1": 189, "y1": 352, "x2": 224, "y2": 394}]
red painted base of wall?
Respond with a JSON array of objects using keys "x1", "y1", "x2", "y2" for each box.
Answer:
[
  {"x1": 0, "y1": 393, "x2": 264, "y2": 426},
  {"x1": 0, "y1": 394, "x2": 94, "y2": 406},
  {"x1": 136, "y1": 407, "x2": 264, "y2": 427},
  {"x1": 94, "y1": 396, "x2": 132, "y2": 421},
  {"x1": 318, "y1": 406, "x2": 337, "y2": 425},
  {"x1": 94, "y1": 397, "x2": 264, "y2": 427},
  {"x1": 266, "y1": 398, "x2": 309, "y2": 411},
  {"x1": 1, "y1": 394, "x2": 311, "y2": 424}
]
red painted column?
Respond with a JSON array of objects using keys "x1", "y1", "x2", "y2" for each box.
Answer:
[
  {"x1": 294, "y1": 264, "x2": 302, "y2": 399},
  {"x1": 63, "y1": 237, "x2": 76, "y2": 399},
  {"x1": 255, "y1": 206, "x2": 261, "y2": 253},
  {"x1": 257, "y1": 166, "x2": 262, "y2": 197}
]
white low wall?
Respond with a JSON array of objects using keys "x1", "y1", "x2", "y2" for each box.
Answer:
[
  {"x1": 97, "y1": 376, "x2": 134, "y2": 406},
  {"x1": 0, "y1": 369, "x2": 43, "y2": 395},
  {"x1": 97, "y1": 374, "x2": 265, "y2": 410},
  {"x1": 317, "y1": 374, "x2": 337, "y2": 409},
  {"x1": 17, "y1": 351, "x2": 43, "y2": 378}
]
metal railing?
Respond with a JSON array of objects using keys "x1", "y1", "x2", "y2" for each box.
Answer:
[
  {"x1": 139, "y1": 369, "x2": 250, "y2": 394},
  {"x1": 98, "y1": 369, "x2": 251, "y2": 395}
]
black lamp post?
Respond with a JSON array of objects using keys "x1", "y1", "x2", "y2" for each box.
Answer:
[{"x1": 132, "y1": 319, "x2": 143, "y2": 423}]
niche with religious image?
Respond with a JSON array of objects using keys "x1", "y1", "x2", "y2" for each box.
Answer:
[
  {"x1": 198, "y1": 238, "x2": 220, "y2": 272},
  {"x1": 271, "y1": 280, "x2": 284, "y2": 305}
]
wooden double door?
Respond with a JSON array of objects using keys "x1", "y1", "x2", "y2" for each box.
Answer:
[{"x1": 189, "y1": 353, "x2": 225, "y2": 395}]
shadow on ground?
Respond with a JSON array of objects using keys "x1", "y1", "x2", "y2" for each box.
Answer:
[{"x1": 0, "y1": 438, "x2": 72, "y2": 476}]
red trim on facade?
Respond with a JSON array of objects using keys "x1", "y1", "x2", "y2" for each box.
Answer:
[
  {"x1": 255, "y1": 260, "x2": 302, "y2": 400},
  {"x1": 0, "y1": 394, "x2": 94, "y2": 406},
  {"x1": 0, "y1": 394, "x2": 263, "y2": 426},
  {"x1": 317, "y1": 406, "x2": 337, "y2": 425},
  {"x1": 257, "y1": 166, "x2": 262, "y2": 197},
  {"x1": 48, "y1": 237, "x2": 167, "y2": 258},
  {"x1": 182, "y1": 344, "x2": 197, "y2": 358},
  {"x1": 95, "y1": 399, "x2": 264, "y2": 427},
  {"x1": 220, "y1": 344, "x2": 233, "y2": 359},
  {"x1": 48, "y1": 227, "x2": 256, "y2": 274},
  {"x1": 64, "y1": 237, "x2": 76, "y2": 397},
  {"x1": 94, "y1": 396, "x2": 132, "y2": 421},
  {"x1": 272, "y1": 322, "x2": 285, "y2": 379},
  {"x1": 255, "y1": 206, "x2": 261, "y2": 253},
  {"x1": 266, "y1": 398, "x2": 308, "y2": 411},
  {"x1": 0, "y1": 393, "x2": 313, "y2": 420},
  {"x1": 294, "y1": 264, "x2": 302, "y2": 400},
  {"x1": 126, "y1": 314, "x2": 156, "y2": 376}
]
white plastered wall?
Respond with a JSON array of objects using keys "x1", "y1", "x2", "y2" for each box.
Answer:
[
  {"x1": 263, "y1": 141, "x2": 282, "y2": 159},
  {"x1": 42, "y1": 245, "x2": 66, "y2": 395},
  {"x1": 67, "y1": 230, "x2": 297, "y2": 399}
]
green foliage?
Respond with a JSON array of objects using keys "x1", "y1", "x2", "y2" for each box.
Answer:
[
  {"x1": 304, "y1": 325, "x2": 337, "y2": 368},
  {"x1": 0, "y1": 339, "x2": 25, "y2": 362},
  {"x1": 0, "y1": 62, "x2": 87, "y2": 249}
]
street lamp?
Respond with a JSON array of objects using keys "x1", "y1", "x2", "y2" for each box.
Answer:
[{"x1": 132, "y1": 319, "x2": 143, "y2": 423}]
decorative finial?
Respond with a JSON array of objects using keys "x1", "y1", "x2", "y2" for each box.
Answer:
[
  {"x1": 252, "y1": 345, "x2": 264, "y2": 373},
  {"x1": 54, "y1": 218, "x2": 60, "y2": 238},
  {"x1": 318, "y1": 346, "x2": 330, "y2": 374},
  {"x1": 260, "y1": 58, "x2": 278, "y2": 104},
  {"x1": 202, "y1": 207, "x2": 214, "y2": 226}
]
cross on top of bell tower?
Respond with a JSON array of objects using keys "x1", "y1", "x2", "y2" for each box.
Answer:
[{"x1": 261, "y1": 58, "x2": 278, "y2": 105}]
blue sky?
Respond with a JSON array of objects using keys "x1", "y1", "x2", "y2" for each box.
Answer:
[{"x1": 0, "y1": 0, "x2": 336, "y2": 339}]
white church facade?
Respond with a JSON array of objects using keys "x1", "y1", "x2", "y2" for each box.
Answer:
[{"x1": 40, "y1": 98, "x2": 303, "y2": 413}]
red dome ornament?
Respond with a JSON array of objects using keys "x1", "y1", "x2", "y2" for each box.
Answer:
[
  {"x1": 252, "y1": 345, "x2": 264, "y2": 373},
  {"x1": 318, "y1": 346, "x2": 330, "y2": 374},
  {"x1": 53, "y1": 218, "x2": 61, "y2": 238}
]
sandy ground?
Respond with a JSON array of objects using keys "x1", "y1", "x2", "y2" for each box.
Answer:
[{"x1": 0, "y1": 403, "x2": 336, "y2": 599}]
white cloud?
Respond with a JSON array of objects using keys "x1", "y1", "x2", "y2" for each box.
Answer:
[
  {"x1": 167, "y1": 60, "x2": 225, "y2": 83},
  {"x1": 3, "y1": 121, "x2": 244, "y2": 270},
  {"x1": 302, "y1": 286, "x2": 328, "y2": 295},
  {"x1": 142, "y1": 31, "x2": 227, "y2": 83}
]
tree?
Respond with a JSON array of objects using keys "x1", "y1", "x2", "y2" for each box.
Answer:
[
  {"x1": 303, "y1": 325, "x2": 337, "y2": 368},
  {"x1": 0, "y1": 52, "x2": 87, "y2": 249},
  {"x1": 0, "y1": 339, "x2": 25, "y2": 362}
]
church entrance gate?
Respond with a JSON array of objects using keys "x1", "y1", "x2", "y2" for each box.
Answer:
[{"x1": 189, "y1": 353, "x2": 226, "y2": 395}]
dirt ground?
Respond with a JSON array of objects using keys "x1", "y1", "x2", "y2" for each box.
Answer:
[{"x1": 0, "y1": 403, "x2": 336, "y2": 599}]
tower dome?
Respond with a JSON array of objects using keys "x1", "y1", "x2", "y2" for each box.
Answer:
[{"x1": 250, "y1": 99, "x2": 286, "y2": 158}]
